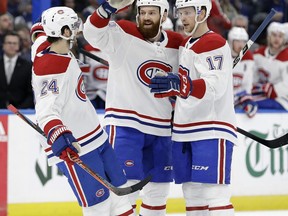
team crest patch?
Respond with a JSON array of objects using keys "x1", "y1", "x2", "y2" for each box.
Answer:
[
  {"x1": 137, "y1": 60, "x2": 172, "y2": 86},
  {"x1": 96, "y1": 189, "x2": 105, "y2": 197},
  {"x1": 125, "y1": 160, "x2": 134, "y2": 167},
  {"x1": 75, "y1": 75, "x2": 87, "y2": 101},
  {"x1": 233, "y1": 73, "x2": 243, "y2": 88}
]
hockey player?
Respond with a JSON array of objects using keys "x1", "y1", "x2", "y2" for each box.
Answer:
[
  {"x1": 83, "y1": 0, "x2": 184, "y2": 215},
  {"x1": 31, "y1": 7, "x2": 134, "y2": 216},
  {"x1": 228, "y1": 26, "x2": 258, "y2": 118},
  {"x1": 80, "y1": 44, "x2": 109, "y2": 109},
  {"x1": 149, "y1": 0, "x2": 237, "y2": 215},
  {"x1": 252, "y1": 22, "x2": 288, "y2": 110}
]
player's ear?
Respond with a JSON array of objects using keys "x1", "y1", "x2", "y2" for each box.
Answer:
[
  {"x1": 198, "y1": 8, "x2": 207, "y2": 22},
  {"x1": 63, "y1": 27, "x2": 72, "y2": 37}
]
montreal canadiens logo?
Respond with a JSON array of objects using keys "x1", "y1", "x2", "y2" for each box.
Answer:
[
  {"x1": 93, "y1": 66, "x2": 109, "y2": 81},
  {"x1": 125, "y1": 160, "x2": 134, "y2": 167},
  {"x1": 137, "y1": 60, "x2": 173, "y2": 86},
  {"x1": 75, "y1": 75, "x2": 87, "y2": 101},
  {"x1": 95, "y1": 189, "x2": 105, "y2": 197},
  {"x1": 233, "y1": 73, "x2": 243, "y2": 88}
]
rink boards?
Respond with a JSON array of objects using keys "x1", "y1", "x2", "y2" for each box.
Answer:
[{"x1": 1, "y1": 109, "x2": 288, "y2": 215}]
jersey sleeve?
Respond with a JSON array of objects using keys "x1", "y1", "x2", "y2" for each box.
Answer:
[
  {"x1": 191, "y1": 34, "x2": 233, "y2": 100},
  {"x1": 83, "y1": 11, "x2": 122, "y2": 53}
]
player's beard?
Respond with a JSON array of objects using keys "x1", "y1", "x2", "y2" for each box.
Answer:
[{"x1": 138, "y1": 20, "x2": 161, "y2": 40}]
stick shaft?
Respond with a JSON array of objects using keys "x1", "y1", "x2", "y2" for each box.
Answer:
[
  {"x1": 233, "y1": 8, "x2": 276, "y2": 68},
  {"x1": 7, "y1": 104, "x2": 151, "y2": 195}
]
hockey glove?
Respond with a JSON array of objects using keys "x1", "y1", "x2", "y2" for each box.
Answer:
[
  {"x1": 242, "y1": 99, "x2": 258, "y2": 118},
  {"x1": 30, "y1": 22, "x2": 45, "y2": 43},
  {"x1": 149, "y1": 72, "x2": 193, "y2": 99},
  {"x1": 234, "y1": 91, "x2": 258, "y2": 118},
  {"x1": 99, "y1": 0, "x2": 134, "y2": 17},
  {"x1": 252, "y1": 83, "x2": 277, "y2": 99},
  {"x1": 48, "y1": 126, "x2": 80, "y2": 165}
]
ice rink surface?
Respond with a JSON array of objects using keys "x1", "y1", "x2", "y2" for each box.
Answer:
[{"x1": 169, "y1": 210, "x2": 288, "y2": 216}]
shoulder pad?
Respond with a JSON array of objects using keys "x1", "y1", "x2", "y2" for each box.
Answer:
[
  {"x1": 34, "y1": 53, "x2": 71, "y2": 76},
  {"x1": 191, "y1": 32, "x2": 226, "y2": 54}
]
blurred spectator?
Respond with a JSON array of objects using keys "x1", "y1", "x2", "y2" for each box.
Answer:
[
  {"x1": 0, "y1": 12, "x2": 14, "y2": 56},
  {"x1": 252, "y1": 22, "x2": 288, "y2": 110},
  {"x1": 231, "y1": 14, "x2": 249, "y2": 31},
  {"x1": 232, "y1": 0, "x2": 257, "y2": 20},
  {"x1": 82, "y1": 0, "x2": 99, "y2": 20},
  {"x1": 0, "y1": 31, "x2": 34, "y2": 109},
  {"x1": 255, "y1": 0, "x2": 287, "y2": 23},
  {"x1": 228, "y1": 27, "x2": 258, "y2": 118},
  {"x1": 14, "y1": 0, "x2": 32, "y2": 29},
  {"x1": 16, "y1": 25, "x2": 32, "y2": 61},
  {"x1": 231, "y1": 14, "x2": 262, "y2": 51},
  {"x1": 220, "y1": 0, "x2": 238, "y2": 21},
  {"x1": 63, "y1": 0, "x2": 75, "y2": 9},
  {"x1": 208, "y1": 0, "x2": 232, "y2": 37},
  {"x1": 61, "y1": 0, "x2": 85, "y2": 24},
  {"x1": 7, "y1": 0, "x2": 21, "y2": 17}
]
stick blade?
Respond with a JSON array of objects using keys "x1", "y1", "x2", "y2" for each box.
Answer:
[
  {"x1": 112, "y1": 175, "x2": 152, "y2": 196},
  {"x1": 267, "y1": 133, "x2": 288, "y2": 149}
]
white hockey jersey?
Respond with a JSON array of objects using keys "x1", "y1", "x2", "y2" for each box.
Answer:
[
  {"x1": 83, "y1": 12, "x2": 183, "y2": 136},
  {"x1": 81, "y1": 46, "x2": 109, "y2": 101},
  {"x1": 32, "y1": 36, "x2": 108, "y2": 165},
  {"x1": 253, "y1": 46, "x2": 288, "y2": 110},
  {"x1": 172, "y1": 32, "x2": 238, "y2": 144},
  {"x1": 232, "y1": 50, "x2": 255, "y2": 96}
]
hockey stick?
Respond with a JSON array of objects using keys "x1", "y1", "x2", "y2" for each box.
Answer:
[
  {"x1": 232, "y1": 8, "x2": 276, "y2": 68},
  {"x1": 79, "y1": 48, "x2": 109, "y2": 67},
  {"x1": 7, "y1": 104, "x2": 151, "y2": 196},
  {"x1": 237, "y1": 127, "x2": 288, "y2": 149},
  {"x1": 229, "y1": 8, "x2": 288, "y2": 148}
]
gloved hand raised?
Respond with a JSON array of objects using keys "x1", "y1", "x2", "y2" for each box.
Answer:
[
  {"x1": 99, "y1": 0, "x2": 135, "y2": 17},
  {"x1": 48, "y1": 125, "x2": 80, "y2": 165},
  {"x1": 149, "y1": 72, "x2": 193, "y2": 99}
]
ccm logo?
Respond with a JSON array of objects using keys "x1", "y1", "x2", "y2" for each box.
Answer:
[
  {"x1": 164, "y1": 166, "x2": 173, "y2": 171},
  {"x1": 192, "y1": 165, "x2": 209, "y2": 171}
]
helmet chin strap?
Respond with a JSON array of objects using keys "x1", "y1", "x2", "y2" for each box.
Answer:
[
  {"x1": 185, "y1": 8, "x2": 207, "y2": 37},
  {"x1": 60, "y1": 34, "x2": 75, "y2": 49}
]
